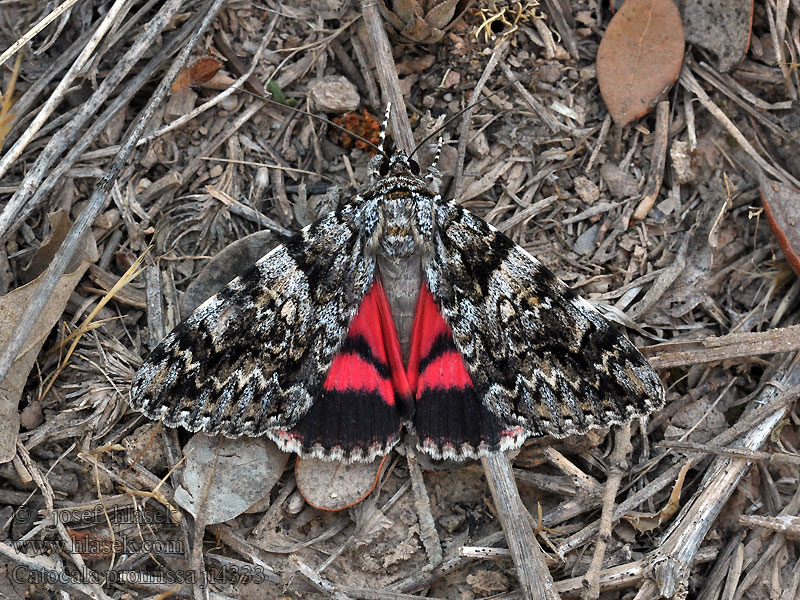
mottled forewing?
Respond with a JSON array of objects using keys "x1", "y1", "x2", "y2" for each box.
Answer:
[
  {"x1": 424, "y1": 203, "x2": 665, "y2": 443},
  {"x1": 130, "y1": 207, "x2": 375, "y2": 438},
  {"x1": 408, "y1": 285, "x2": 523, "y2": 460}
]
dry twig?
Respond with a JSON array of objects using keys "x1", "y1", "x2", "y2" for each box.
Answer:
[{"x1": 482, "y1": 453, "x2": 559, "y2": 600}]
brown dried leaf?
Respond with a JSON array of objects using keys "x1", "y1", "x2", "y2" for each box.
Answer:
[
  {"x1": 0, "y1": 214, "x2": 97, "y2": 464},
  {"x1": 22, "y1": 210, "x2": 75, "y2": 283},
  {"x1": 171, "y1": 57, "x2": 223, "y2": 93},
  {"x1": 396, "y1": 54, "x2": 436, "y2": 75},
  {"x1": 295, "y1": 455, "x2": 386, "y2": 511},
  {"x1": 760, "y1": 175, "x2": 800, "y2": 277},
  {"x1": 596, "y1": 0, "x2": 685, "y2": 126},
  {"x1": 67, "y1": 529, "x2": 123, "y2": 562},
  {"x1": 425, "y1": 0, "x2": 463, "y2": 29}
]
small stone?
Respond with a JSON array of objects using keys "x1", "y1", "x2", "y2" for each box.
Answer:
[
  {"x1": 123, "y1": 423, "x2": 168, "y2": 473},
  {"x1": 285, "y1": 491, "x2": 305, "y2": 515},
  {"x1": 600, "y1": 162, "x2": 639, "y2": 198},
  {"x1": 467, "y1": 131, "x2": 490, "y2": 158},
  {"x1": 538, "y1": 62, "x2": 561, "y2": 83},
  {"x1": 307, "y1": 76, "x2": 360, "y2": 113},
  {"x1": 573, "y1": 224, "x2": 599, "y2": 256},
  {"x1": 573, "y1": 175, "x2": 600, "y2": 204},
  {"x1": 670, "y1": 139, "x2": 694, "y2": 184},
  {"x1": 442, "y1": 70, "x2": 460, "y2": 88},
  {"x1": 19, "y1": 401, "x2": 43, "y2": 430},
  {"x1": 219, "y1": 93, "x2": 239, "y2": 112},
  {"x1": 466, "y1": 570, "x2": 510, "y2": 595}
]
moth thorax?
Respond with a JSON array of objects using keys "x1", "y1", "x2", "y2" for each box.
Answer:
[{"x1": 378, "y1": 195, "x2": 421, "y2": 259}]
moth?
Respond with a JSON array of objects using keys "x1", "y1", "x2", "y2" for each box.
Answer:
[{"x1": 130, "y1": 120, "x2": 665, "y2": 463}]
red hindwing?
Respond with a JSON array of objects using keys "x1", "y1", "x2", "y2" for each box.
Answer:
[{"x1": 284, "y1": 279, "x2": 515, "y2": 460}]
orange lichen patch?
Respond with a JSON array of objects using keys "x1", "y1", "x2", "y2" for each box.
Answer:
[{"x1": 331, "y1": 109, "x2": 381, "y2": 153}]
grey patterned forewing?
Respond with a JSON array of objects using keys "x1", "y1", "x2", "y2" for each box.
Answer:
[
  {"x1": 129, "y1": 206, "x2": 375, "y2": 438},
  {"x1": 423, "y1": 203, "x2": 665, "y2": 440}
]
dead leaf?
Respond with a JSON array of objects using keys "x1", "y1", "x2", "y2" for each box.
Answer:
[
  {"x1": 22, "y1": 210, "x2": 78, "y2": 283},
  {"x1": 624, "y1": 462, "x2": 691, "y2": 532},
  {"x1": 0, "y1": 214, "x2": 97, "y2": 463},
  {"x1": 173, "y1": 434, "x2": 288, "y2": 524},
  {"x1": 19, "y1": 400, "x2": 43, "y2": 430},
  {"x1": 596, "y1": 0, "x2": 685, "y2": 126},
  {"x1": 396, "y1": 54, "x2": 436, "y2": 75},
  {"x1": 683, "y1": 0, "x2": 753, "y2": 72},
  {"x1": 67, "y1": 529, "x2": 123, "y2": 561},
  {"x1": 181, "y1": 230, "x2": 277, "y2": 316},
  {"x1": 295, "y1": 455, "x2": 386, "y2": 511},
  {"x1": 171, "y1": 57, "x2": 223, "y2": 92},
  {"x1": 759, "y1": 175, "x2": 800, "y2": 277}
]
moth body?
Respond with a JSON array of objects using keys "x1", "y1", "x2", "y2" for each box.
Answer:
[
  {"x1": 130, "y1": 147, "x2": 666, "y2": 463},
  {"x1": 363, "y1": 152, "x2": 437, "y2": 357}
]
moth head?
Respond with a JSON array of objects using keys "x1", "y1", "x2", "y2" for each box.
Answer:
[{"x1": 377, "y1": 150, "x2": 420, "y2": 178}]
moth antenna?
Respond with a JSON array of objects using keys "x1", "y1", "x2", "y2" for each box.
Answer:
[
  {"x1": 429, "y1": 136, "x2": 443, "y2": 171},
  {"x1": 378, "y1": 102, "x2": 392, "y2": 156},
  {"x1": 425, "y1": 136, "x2": 444, "y2": 192}
]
